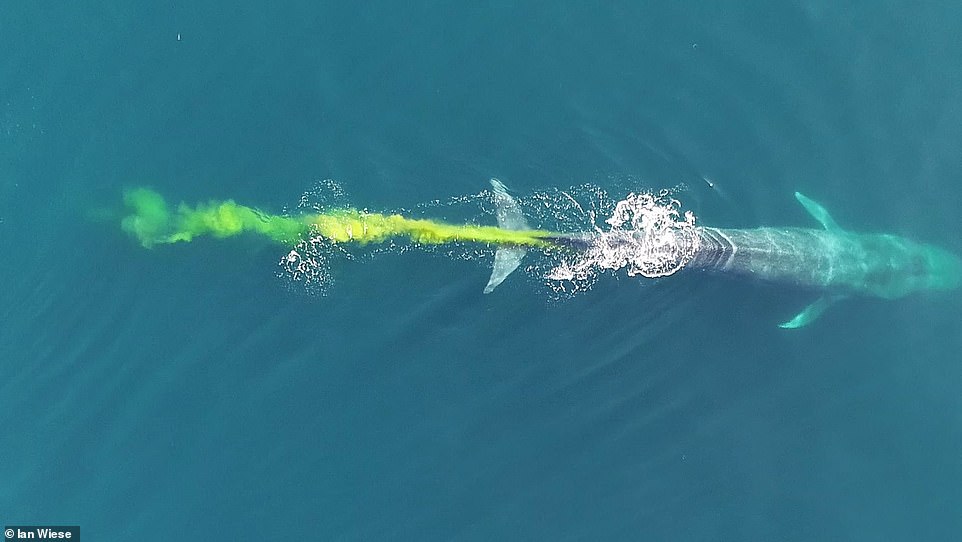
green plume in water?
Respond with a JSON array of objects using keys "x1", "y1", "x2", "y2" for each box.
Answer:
[
  {"x1": 121, "y1": 188, "x2": 175, "y2": 247},
  {"x1": 120, "y1": 187, "x2": 554, "y2": 249}
]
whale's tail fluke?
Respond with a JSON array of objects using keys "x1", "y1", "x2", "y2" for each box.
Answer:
[{"x1": 484, "y1": 179, "x2": 528, "y2": 293}]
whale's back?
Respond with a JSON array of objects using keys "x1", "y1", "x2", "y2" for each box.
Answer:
[{"x1": 689, "y1": 226, "x2": 961, "y2": 298}]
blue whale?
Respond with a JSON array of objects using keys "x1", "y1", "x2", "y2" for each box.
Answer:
[{"x1": 486, "y1": 181, "x2": 961, "y2": 328}]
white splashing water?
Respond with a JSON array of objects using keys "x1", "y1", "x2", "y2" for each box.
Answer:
[{"x1": 546, "y1": 191, "x2": 700, "y2": 287}]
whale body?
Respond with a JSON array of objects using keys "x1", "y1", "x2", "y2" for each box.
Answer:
[
  {"x1": 687, "y1": 200, "x2": 961, "y2": 327},
  {"x1": 486, "y1": 182, "x2": 961, "y2": 328}
]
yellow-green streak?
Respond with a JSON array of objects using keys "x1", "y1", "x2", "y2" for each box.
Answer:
[{"x1": 121, "y1": 187, "x2": 555, "y2": 249}]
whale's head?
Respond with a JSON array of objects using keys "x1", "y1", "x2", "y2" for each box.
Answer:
[
  {"x1": 855, "y1": 235, "x2": 961, "y2": 299},
  {"x1": 919, "y1": 244, "x2": 962, "y2": 292}
]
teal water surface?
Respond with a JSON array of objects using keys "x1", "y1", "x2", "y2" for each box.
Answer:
[{"x1": 2, "y1": 3, "x2": 961, "y2": 540}]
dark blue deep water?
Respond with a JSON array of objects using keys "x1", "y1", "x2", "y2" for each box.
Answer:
[{"x1": 3, "y1": 3, "x2": 961, "y2": 540}]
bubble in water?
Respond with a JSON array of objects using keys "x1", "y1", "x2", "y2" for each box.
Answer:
[
  {"x1": 277, "y1": 179, "x2": 353, "y2": 295},
  {"x1": 290, "y1": 178, "x2": 350, "y2": 214}
]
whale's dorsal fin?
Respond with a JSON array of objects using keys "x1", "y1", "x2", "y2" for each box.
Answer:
[
  {"x1": 484, "y1": 179, "x2": 528, "y2": 293},
  {"x1": 795, "y1": 192, "x2": 841, "y2": 231},
  {"x1": 779, "y1": 295, "x2": 845, "y2": 329}
]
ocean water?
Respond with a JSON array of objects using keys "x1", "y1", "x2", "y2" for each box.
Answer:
[{"x1": 2, "y1": 3, "x2": 961, "y2": 540}]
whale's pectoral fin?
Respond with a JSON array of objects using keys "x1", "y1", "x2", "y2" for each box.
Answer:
[
  {"x1": 795, "y1": 192, "x2": 842, "y2": 232},
  {"x1": 778, "y1": 295, "x2": 845, "y2": 329},
  {"x1": 484, "y1": 179, "x2": 528, "y2": 293}
]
